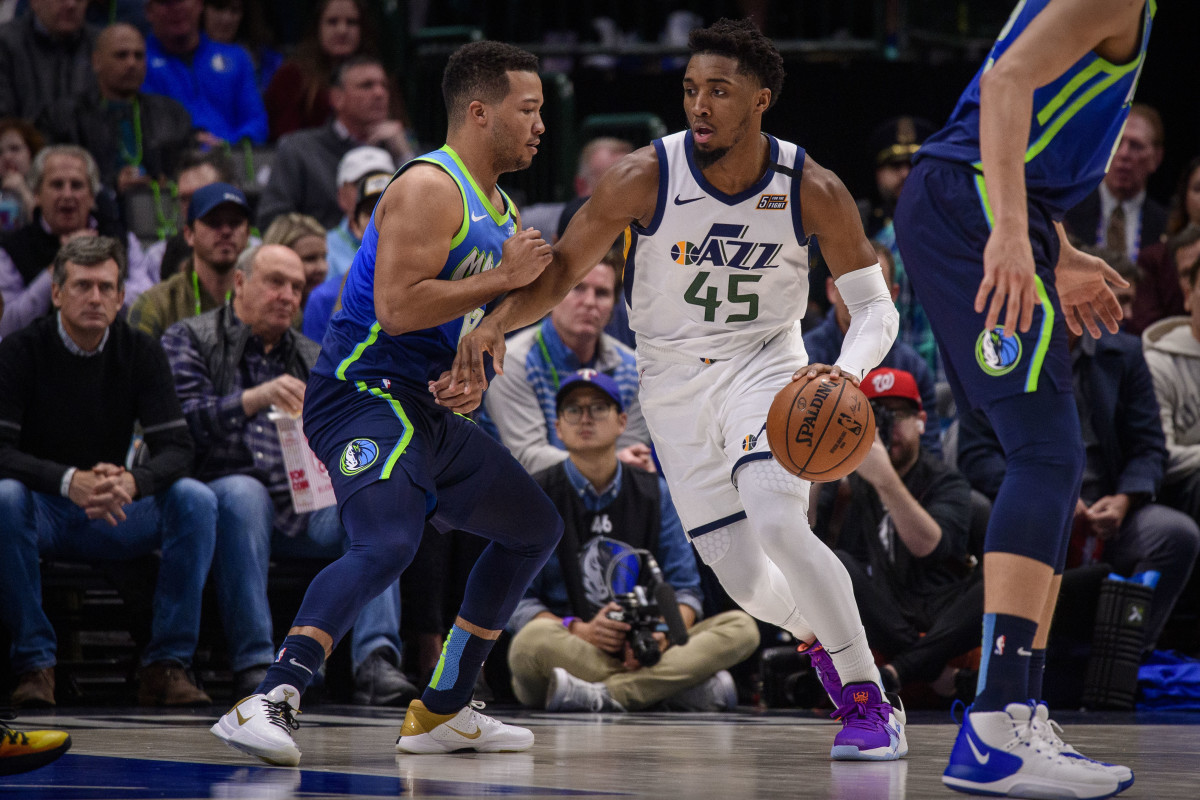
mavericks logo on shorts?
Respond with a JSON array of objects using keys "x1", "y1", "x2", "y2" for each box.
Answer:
[
  {"x1": 975, "y1": 328, "x2": 1023, "y2": 376},
  {"x1": 341, "y1": 438, "x2": 379, "y2": 475}
]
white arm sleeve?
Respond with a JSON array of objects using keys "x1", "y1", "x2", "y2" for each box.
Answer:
[{"x1": 832, "y1": 263, "x2": 899, "y2": 381}]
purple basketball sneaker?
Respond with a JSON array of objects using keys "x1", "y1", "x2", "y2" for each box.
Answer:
[{"x1": 829, "y1": 682, "x2": 907, "y2": 761}]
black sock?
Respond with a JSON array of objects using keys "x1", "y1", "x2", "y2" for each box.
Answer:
[
  {"x1": 973, "y1": 613, "x2": 1037, "y2": 713},
  {"x1": 256, "y1": 635, "x2": 326, "y2": 697}
]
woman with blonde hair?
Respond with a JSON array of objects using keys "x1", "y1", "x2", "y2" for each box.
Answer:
[{"x1": 262, "y1": 213, "x2": 328, "y2": 308}]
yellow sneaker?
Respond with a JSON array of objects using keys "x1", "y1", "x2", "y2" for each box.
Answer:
[
  {"x1": 396, "y1": 699, "x2": 532, "y2": 754},
  {"x1": 0, "y1": 722, "x2": 71, "y2": 776}
]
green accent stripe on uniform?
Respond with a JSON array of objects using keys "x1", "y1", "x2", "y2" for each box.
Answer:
[
  {"x1": 973, "y1": 173, "x2": 994, "y2": 229},
  {"x1": 1025, "y1": 60, "x2": 1141, "y2": 165},
  {"x1": 335, "y1": 321, "x2": 383, "y2": 380},
  {"x1": 415, "y1": 153, "x2": 471, "y2": 247},
  {"x1": 441, "y1": 144, "x2": 510, "y2": 225},
  {"x1": 428, "y1": 631, "x2": 451, "y2": 689},
  {"x1": 1024, "y1": 276, "x2": 1054, "y2": 393},
  {"x1": 1035, "y1": 61, "x2": 1105, "y2": 126},
  {"x1": 352, "y1": 380, "x2": 415, "y2": 479}
]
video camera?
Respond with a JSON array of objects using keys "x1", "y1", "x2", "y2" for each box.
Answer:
[{"x1": 601, "y1": 545, "x2": 689, "y2": 667}]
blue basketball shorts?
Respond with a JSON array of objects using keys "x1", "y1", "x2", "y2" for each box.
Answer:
[
  {"x1": 894, "y1": 157, "x2": 1072, "y2": 412},
  {"x1": 302, "y1": 372, "x2": 538, "y2": 530}
]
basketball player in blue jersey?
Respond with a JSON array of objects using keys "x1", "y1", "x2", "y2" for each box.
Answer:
[
  {"x1": 893, "y1": 1, "x2": 1151, "y2": 797},
  {"x1": 210, "y1": 41, "x2": 564, "y2": 765},
  {"x1": 447, "y1": 19, "x2": 908, "y2": 761}
]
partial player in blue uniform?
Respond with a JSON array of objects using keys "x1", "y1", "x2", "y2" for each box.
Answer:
[
  {"x1": 894, "y1": 1, "x2": 1151, "y2": 797},
  {"x1": 210, "y1": 41, "x2": 562, "y2": 765}
]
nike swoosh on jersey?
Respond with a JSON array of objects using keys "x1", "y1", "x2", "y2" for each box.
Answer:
[
  {"x1": 673, "y1": 194, "x2": 704, "y2": 205},
  {"x1": 470, "y1": 211, "x2": 490, "y2": 222},
  {"x1": 966, "y1": 733, "x2": 990, "y2": 765},
  {"x1": 446, "y1": 725, "x2": 483, "y2": 740}
]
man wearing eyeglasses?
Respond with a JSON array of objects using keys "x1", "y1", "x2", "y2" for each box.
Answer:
[
  {"x1": 811, "y1": 367, "x2": 981, "y2": 702},
  {"x1": 507, "y1": 369, "x2": 759, "y2": 713}
]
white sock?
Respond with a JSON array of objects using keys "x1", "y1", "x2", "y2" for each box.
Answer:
[{"x1": 824, "y1": 627, "x2": 883, "y2": 692}]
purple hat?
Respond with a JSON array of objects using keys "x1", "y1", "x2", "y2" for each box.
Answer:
[{"x1": 555, "y1": 369, "x2": 623, "y2": 412}]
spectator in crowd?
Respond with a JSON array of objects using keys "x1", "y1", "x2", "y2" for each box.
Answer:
[
  {"x1": 551, "y1": 137, "x2": 635, "y2": 348},
  {"x1": 128, "y1": 181, "x2": 249, "y2": 339},
  {"x1": 150, "y1": 148, "x2": 236, "y2": 281},
  {"x1": 0, "y1": 235, "x2": 217, "y2": 707},
  {"x1": 804, "y1": 244, "x2": 942, "y2": 453},
  {"x1": 545, "y1": 136, "x2": 634, "y2": 242},
  {"x1": 304, "y1": 168, "x2": 386, "y2": 343},
  {"x1": 324, "y1": 145, "x2": 393, "y2": 287},
  {"x1": 202, "y1": 0, "x2": 281, "y2": 94},
  {"x1": 261, "y1": 212, "x2": 327, "y2": 305},
  {"x1": 1143, "y1": 251, "x2": 1200, "y2": 521},
  {"x1": 0, "y1": 118, "x2": 42, "y2": 232},
  {"x1": 258, "y1": 55, "x2": 413, "y2": 230},
  {"x1": 959, "y1": 327, "x2": 1200, "y2": 654},
  {"x1": 508, "y1": 371, "x2": 759, "y2": 712},
  {"x1": 1064, "y1": 103, "x2": 1166, "y2": 263},
  {"x1": 812, "y1": 367, "x2": 980, "y2": 697},
  {"x1": 141, "y1": 0, "x2": 267, "y2": 146},
  {"x1": 1128, "y1": 156, "x2": 1200, "y2": 335},
  {"x1": 860, "y1": 116, "x2": 942, "y2": 382},
  {"x1": 0, "y1": 145, "x2": 159, "y2": 337},
  {"x1": 858, "y1": 116, "x2": 937, "y2": 240},
  {"x1": 263, "y1": 0, "x2": 373, "y2": 141},
  {"x1": 161, "y1": 243, "x2": 411, "y2": 703},
  {"x1": 0, "y1": 0, "x2": 97, "y2": 126},
  {"x1": 482, "y1": 246, "x2": 651, "y2": 476},
  {"x1": 43, "y1": 23, "x2": 193, "y2": 195}
]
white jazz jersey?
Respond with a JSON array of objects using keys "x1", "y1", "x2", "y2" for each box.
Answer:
[{"x1": 625, "y1": 130, "x2": 811, "y2": 362}]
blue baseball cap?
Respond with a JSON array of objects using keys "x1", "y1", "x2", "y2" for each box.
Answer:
[
  {"x1": 555, "y1": 369, "x2": 623, "y2": 412},
  {"x1": 187, "y1": 182, "x2": 251, "y2": 225}
]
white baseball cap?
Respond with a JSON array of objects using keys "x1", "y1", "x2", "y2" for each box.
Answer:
[{"x1": 336, "y1": 146, "x2": 395, "y2": 187}]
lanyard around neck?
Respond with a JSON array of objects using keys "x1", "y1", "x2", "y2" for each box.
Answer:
[
  {"x1": 117, "y1": 97, "x2": 143, "y2": 168},
  {"x1": 534, "y1": 329, "x2": 561, "y2": 391},
  {"x1": 193, "y1": 269, "x2": 231, "y2": 317}
]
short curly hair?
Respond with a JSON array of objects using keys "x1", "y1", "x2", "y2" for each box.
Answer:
[
  {"x1": 442, "y1": 41, "x2": 540, "y2": 127},
  {"x1": 688, "y1": 18, "x2": 785, "y2": 110}
]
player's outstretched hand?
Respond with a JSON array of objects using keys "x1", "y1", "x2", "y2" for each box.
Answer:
[
  {"x1": 790, "y1": 362, "x2": 860, "y2": 388},
  {"x1": 428, "y1": 370, "x2": 484, "y2": 414},
  {"x1": 978, "y1": 227, "x2": 1039, "y2": 339},
  {"x1": 500, "y1": 227, "x2": 552, "y2": 288},
  {"x1": 1056, "y1": 246, "x2": 1127, "y2": 338},
  {"x1": 450, "y1": 318, "x2": 506, "y2": 397}
]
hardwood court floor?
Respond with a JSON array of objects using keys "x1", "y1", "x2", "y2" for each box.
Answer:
[{"x1": 3, "y1": 705, "x2": 1197, "y2": 799}]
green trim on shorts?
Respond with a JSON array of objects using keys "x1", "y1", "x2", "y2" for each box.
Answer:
[
  {"x1": 354, "y1": 380, "x2": 414, "y2": 479},
  {"x1": 1024, "y1": 276, "x2": 1054, "y2": 393}
]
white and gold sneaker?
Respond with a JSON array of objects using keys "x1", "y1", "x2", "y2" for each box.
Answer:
[
  {"x1": 210, "y1": 684, "x2": 302, "y2": 766},
  {"x1": 396, "y1": 699, "x2": 533, "y2": 754}
]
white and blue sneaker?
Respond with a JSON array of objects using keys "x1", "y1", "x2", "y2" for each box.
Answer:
[
  {"x1": 1031, "y1": 703, "x2": 1134, "y2": 792},
  {"x1": 943, "y1": 703, "x2": 1122, "y2": 798}
]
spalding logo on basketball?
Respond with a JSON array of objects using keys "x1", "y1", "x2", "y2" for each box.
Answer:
[
  {"x1": 765, "y1": 377, "x2": 876, "y2": 482},
  {"x1": 975, "y1": 327, "x2": 1023, "y2": 376}
]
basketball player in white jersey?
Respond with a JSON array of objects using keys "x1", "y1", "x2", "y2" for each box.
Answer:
[{"x1": 445, "y1": 19, "x2": 904, "y2": 759}]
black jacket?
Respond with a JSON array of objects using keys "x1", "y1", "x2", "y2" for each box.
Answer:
[
  {"x1": 0, "y1": 12, "x2": 96, "y2": 125},
  {"x1": 1062, "y1": 188, "x2": 1167, "y2": 256},
  {"x1": 44, "y1": 88, "x2": 194, "y2": 188}
]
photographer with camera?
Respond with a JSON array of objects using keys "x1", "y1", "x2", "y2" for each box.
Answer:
[
  {"x1": 812, "y1": 367, "x2": 983, "y2": 698},
  {"x1": 507, "y1": 370, "x2": 759, "y2": 712}
]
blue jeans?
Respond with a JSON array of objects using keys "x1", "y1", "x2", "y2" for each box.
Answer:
[
  {"x1": 0, "y1": 477, "x2": 217, "y2": 673},
  {"x1": 207, "y1": 475, "x2": 401, "y2": 672}
]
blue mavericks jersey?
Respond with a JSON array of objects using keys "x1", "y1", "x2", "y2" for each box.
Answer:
[
  {"x1": 312, "y1": 145, "x2": 517, "y2": 390},
  {"x1": 917, "y1": 0, "x2": 1154, "y2": 217}
]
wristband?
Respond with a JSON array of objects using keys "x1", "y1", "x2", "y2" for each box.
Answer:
[{"x1": 562, "y1": 616, "x2": 577, "y2": 630}]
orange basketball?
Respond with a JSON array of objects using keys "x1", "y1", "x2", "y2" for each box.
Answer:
[{"x1": 766, "y1": 376, "x2": 876, "y2": 482}]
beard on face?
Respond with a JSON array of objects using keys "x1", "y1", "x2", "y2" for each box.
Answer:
[{"x1": 693, "y1": 145, "x2": 730, "y2": 170}]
